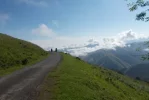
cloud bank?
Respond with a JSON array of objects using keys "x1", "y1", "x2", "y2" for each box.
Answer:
[
  {"x1": 30, "y1": 24, "x2": 149, "y2": 56},
  {"x1": 32, "y1": 31, "x2": 149, "y2": 56}
]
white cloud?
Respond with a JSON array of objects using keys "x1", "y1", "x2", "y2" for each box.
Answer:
[
  {"x1": 0, "y1": 14, "x2": 9, "y2": 25},
  {"x1": 17, "y1": 0, "x2": 48, "y2": 7},
  {"x1": 118, "y1": 30, "x2": 136, "y2": 40},
  {"x1": 118, "y1": 30, "x2": 148, "y2": 41},
  {"x1": 32, "y1": 24, "x2": 55, "y2": 37},
  {"x1": 31, "y1": 30, "x2": 149, "y2": 56}
]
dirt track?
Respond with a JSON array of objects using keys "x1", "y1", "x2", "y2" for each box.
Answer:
[{"x1": 0, "y1": 53, "x2": 61, "y2": 100}]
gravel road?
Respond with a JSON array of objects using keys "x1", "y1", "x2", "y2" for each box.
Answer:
[{"x1": 0, "y1": 53, "x2": 61, "y2": 100}]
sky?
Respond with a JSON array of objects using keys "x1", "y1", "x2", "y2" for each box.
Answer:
[{"x1": 0, "y1": 0, "x2": 149, "y2": 55}]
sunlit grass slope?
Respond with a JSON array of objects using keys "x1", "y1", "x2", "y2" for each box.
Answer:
[
  {"x1": 39, "y1": 53, "x2": 149, "y2": 100},
  {"x1": 0, "y1": 33, "x2": 49, "y2": 76}
]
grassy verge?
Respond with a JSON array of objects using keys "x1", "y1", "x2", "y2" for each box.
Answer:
[
  {"x1": 0, "y1": 54, "x2": 49, "y2": 76},
  {"x1": 39, "y1": 53, "x2": 149, "y2": 100}
]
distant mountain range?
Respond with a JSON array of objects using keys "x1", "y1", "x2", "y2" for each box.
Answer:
[
  {"x1": 81, "y1": 49, "x2": 131, "y2": 72},
  {"x1": 80, "y1": 42, "x2": 149, "y2": 81},
  {"x1": 81, "y1": 42, "x2": 148, "y2": 71}
]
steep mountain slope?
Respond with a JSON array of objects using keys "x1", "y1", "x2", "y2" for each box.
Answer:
[
  {"x1": 109, "y1": 47, "x2": 141, "y2": 66},
  {"x1": 126, "y1": 63, "x2": 149, "y2": 81},
  {"x1": 96, "y1": 54, "x2": 131, "y2": 71},
  {"x1": 81, "y1": 49, "x2": 133, "y2": 72},
  {"x1": 0, "y1": 33, "x2": 48, "y2": 76},
  {"x1": 39, "y1": 53, "x2": 149, "y2": 100}
]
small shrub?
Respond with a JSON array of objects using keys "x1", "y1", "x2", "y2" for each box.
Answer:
[
  {"x1": 76, "y1": 57, "x2": 81, "y2": 60},
  {"x1": 136, "y1": 77, "x2": 141, "y2": 80},
  {"x1": 22, "y1": 59, "x2": 28, "y2": 65},
  {"x1": 15, "y1": 60, "x2": 21, "y2": 64}
]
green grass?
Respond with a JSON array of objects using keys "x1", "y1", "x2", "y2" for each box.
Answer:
[
  {"x1": 39, "y1": 53, "x2": 149, "y2": 100},
  {"x1": 0, "y1": 33, "x2": 49, "y2": 76}
]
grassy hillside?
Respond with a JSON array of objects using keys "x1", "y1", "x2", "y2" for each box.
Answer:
[
  {"x1": 0, "y1": 33, "x2": 48, "y2": 76},
  {"x1": 39, "y1": 53, "x2": 149, "y2": 100}
]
